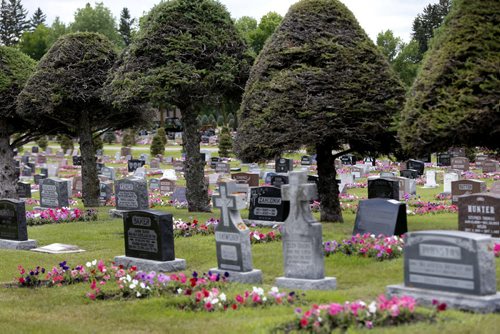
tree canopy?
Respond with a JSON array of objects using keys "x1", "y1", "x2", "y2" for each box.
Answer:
[
  {"x1": 17, "y1": 32, "x2": 148, "y2": 206},
  {"x1": 0, "y1": 46, "x2": 36, "y2": 198},
  {"x1": 399, "y1": 0, "x2": 500, "y2": 154},
  {"x1": 106, "y1": 0, "x2": 249, "y2": 211},
  {"x1": 236, "y1": 0, "x2": 405, "y2": 221}
]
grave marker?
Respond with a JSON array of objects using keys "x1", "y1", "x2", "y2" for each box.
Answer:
[
  {"x1": 40, "y1": 178, "x2": 69, "y2": 208},
  {"x1": 451, "y1": 179, "x2": 487, "y2": 204},
  {"x1": 0, "y1": 200, "x2": 35, "y2": 249},
  {"x1": 271, "y1": 174, "x2": 289, "y2": 188},
  {"x1": 115, "y1": 178, "x2": 149, "y2": 211},
  {"x1": 275, "y1": 172, "x2": 336, "y2": 290},
  {"x1": 160, "y1": 178, "x2": 176, "y2": 194},
  {"x1": 368, "y1": 178, "x2": 399, "y2": 200},
  {"x1": 458, "y1": 193, "x2": 500, "y2": 238},
  {"x1": 16, "y1": 182, "x2": 31, "y2": 198},
  {"x1": 248, "y1": 186, "x2": 289, "y2": 223},
  {"x1": 387, "y1": 231, "x2": 500, "y2": 313},
  {"x1": 353, "y1": 198, "x2": 407, "y2": 236},
  {"x1": 128, "y1": 159, "x2": 145, "y2": 173},
  {"x1": 482, "y1": 160, "x2": 499, "y2": 173},
  {"x1": 451, "y1": 157, "x2": 470, "y2": 171},
  {"x1": 231, "y1": 172, "x2": 259, "y2": 187},
  {"x1": 275, "y1": 158, "x2": 293, "y2": 173}
]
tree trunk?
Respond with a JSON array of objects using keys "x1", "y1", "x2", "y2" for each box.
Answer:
[
  {"x1": 316, "y1": 142, "x2": 343, "y2": 222},
  {"x1": 0, "y1": 119, "x2": 18, "y2": 199},
  {"x1": 79, "y1": 110, "x2": 99, "y2": 207},
  {"x1": 181, "y1": 107, "x2": 210, "y2": 212}
]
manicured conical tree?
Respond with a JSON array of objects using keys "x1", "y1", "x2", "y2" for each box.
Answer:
[
  {"x1": 150, "y1": 133, "x2": 165, "y2": 156},
  {"x1": 106, "y1": 0, "x2": 250, "y2": 212},
  {"x1": 0, "y1": 46, "x2": 36, "y2": 198},
  {"x1": 399, "y1": 0, "x2": 500, "y2": 154},
  {"x1": 17, "y1": 33, "x2": 149, "y2": 207},
  {"x1": 235, "y1": 0, "x2": 405, "y2": 222},
  {"x1": 218, "y1": 127, "x2": 232, "y2": 158}
]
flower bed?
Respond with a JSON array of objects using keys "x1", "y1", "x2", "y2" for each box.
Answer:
[
  {"x1": 280, "y1": 294, "x2": 445, "y2": 332},
  {"x1": 173, "y1": 218, "x2": 218, "y2": 237},
  {"x1": 25, "y1": 208, "x2": 98, "y2": 226},
  {"x1": 407, "y1": 201, "x2": 458, "y2": 215},
  {"x1": 324, "y1": 234, "x2": 404, "y2": 261},
  {"x1": 249, "y1": 229, "x2": 282, "y2": 244}
]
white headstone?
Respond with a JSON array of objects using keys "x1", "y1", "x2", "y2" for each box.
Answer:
[
  {"x1": 443, "y1": 172, "x2": 459, "y2": 193},
  {"x1": 424, "y1": 170, "x2": 438, "y2": 188}
]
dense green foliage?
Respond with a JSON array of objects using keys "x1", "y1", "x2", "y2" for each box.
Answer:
[
  {"x1": 106, "y1": 0, "x2": 249, "y2": 212},
  {"x1": 150, "y1": 132, "x2": 165, "y2": 156},
  {"x1": 156, "y1": 127, "x2": 167, "y2": 146},
  {"x1": 70, "y1": 2, "x2": 123, "y2": 48},
  {"x1": 102, "y1": 130, "x2": 116, "y2": 144},
  {"x1": 0, "y1": 0, "x2": 29, "y2": 46},
  {"x1": 399, "y1": 0, "x2": 500, "y2": 154},
  {"x1": 235, "y1": 12, "x2": 283, "y2": 56},
  {"x1": 236, "y1": 0, "x2": 405, "y2": 161},
  {"x1": 30, "y1": 7, "x2": 46, "y2": 30},
  {"x1": 19, "y1": 23, "x2": 50, "y2": 60},
  {"x1": 412, "y1": 0, "x2": 451, "y2": 58},
  {"x1": 118, "y1": 7, "x2": 134, "y2": 46},
  {"x1": 57, "y1": 134, "x2": 74, "y2": 152},
  {"x1": 218, "y1": 127, "x2": 232, "y2": 157},
  {"x1": 121, "y1": 129, "x2": 135, "y2": 147},
  {"x1": 35, "y1": 135, "x2": 48, "y2": 150}
]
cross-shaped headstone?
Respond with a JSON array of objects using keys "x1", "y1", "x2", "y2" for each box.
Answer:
[
  {"x1": 213, "y1": 183, "x2": 245, "y2": 227},
  {"x1": 282, "y1": 172, "x2": 317, "y2": 229}
]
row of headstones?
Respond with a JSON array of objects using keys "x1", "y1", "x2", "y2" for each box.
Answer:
[{"x1": 115, "y1": 172, "x2": 500, "y2": 312}]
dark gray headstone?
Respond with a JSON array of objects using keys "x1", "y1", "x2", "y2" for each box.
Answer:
[
  {"x1": 33, "y1": 173, "x2": 47, "y2": 185},
  {"x1": 115, "y1": 178, "x2": 149, "y2": 210},
  {"x1": 213, "y1": 183, "x2": 253, "y2": 272},
  {"x1": 406, "y1": 160, "x2": 425, "y2": 176},
  {"x1": 340, "y1": 154, "x2": 356, "y2": 165},
  {"x1": 458, "y1": 193, "x2": 500, "y2": 238},
  {"x1": 149, "y1": 178, "x2": 160, "y2": 191},
  {"x1": 0, "y1": 199, "x2": 27, "y2": 241},
  {"x1": 215, "y1": 162, "x2": 230, "y2": 174},
  {"x1": 437, "y1": 152, "x2": 451, "y2": 166},
  {"x1": 96, "y1": 162, "x2": 105, "y2": 174},
  {"x1": 368, "y1": 178, "x2": 399, "y2": 200},
  {"x1": 353, "y1": 198, "x2": 407, "y2": 236},
  {"x1": 451, "y1": 157, "x2": 470, "y2": 171},
  {"x1": 403, "y1": 231, "x2": 496, "y2": 295},
  {"x1": 72, "y1": 155, "x2": 82, "y2": 166},
  {"x1": 100, "y1": 166, "x2": 116, "y2": 180},
  {"x1": 128, "y1": 159, "x2": 146, "y2": 173},
  {"x1": 249, "y1": 186, "x2": 289, "y2": 222},
  {"x1": 27, "y1": 162, "x2": 35, "y2": 172},
  {"x1": 40, "y1": 167, "x2": 48, "y2": 176},
  {"x1": 21, "y1": 166, "x2": 32, "y2": 177},
  {"x1": 301, "y1": 156, "x2": 312, "y2": 166},
  {"x1": 171, "y1": 187, "x2": 187, "y2": 202},
  {"x1": 31, "y1": 146, "x2": 39, "y2": 153},
  {"x1": 123, "y1": 210, "x2": 175, "y2": 261},
  {"x1": 210, "y1": 157, "x2": 221, "y2": 169},
  {"x1": 16, "y1": 182, "x2": 31, "y2": 198},
  {"x1": 264, "y1": 172, "x2": 277, "y2": 184},
  {"x1": 160, "y1": 178, "x2": 176, "y2": 194},
  {"x1": 40, "y1": 178, "x2": 69, "y2": 208},
  {"x1": 482, "y1": 160, "x2": 499, "y2": 173},
  {"x1": 271, "y1": 174, "x2": 289, "y2": 188},
  {"x1": 275, "y1": 158, "x2": 293, "y2": 173},
  {"x1": 99, "y1": 182, "x2": 113, "y2": 202},
  {"x1": 400, "y1": 169, "x2": 419, "y2": 179},
  {"x1": 21, "y1": 156, "x2": 29, "y2": 164}
]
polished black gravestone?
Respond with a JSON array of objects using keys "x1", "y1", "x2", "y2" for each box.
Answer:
[
  {"x1": 275, "y1": 158, "x2": 293, "y2": 173},
  {"x1": 353, "y1": 198, "x2": 407, "y2": 236},
  {"x1": 114, "y1": 210, "x2": 186, "y2": 272},
  {"x1": 400, "y1": 169, "x2": 419, "y2": 179},
  {"x1": 210, "y1": 183, "x2": 262, "y2": 283},
  {"x1": 271, "y1": 174, "x2": 289, "y2": 188},
  {"x1": 275, "y1": 172, "x2": 336, "y2": 290},
  {"x1": 16, "y1": 182, "x2": 31, "y2": 198},
  {"x1": 0, "y1": 199, "x2": 37, "y2": 249},
  {"x1": 127, "y1": 159, "x2": 146, "y2": 173},
  {"x1": 72, "y1": 155, "x2": 82, "y2": 166},
  {"x1": 458, "y1": 193, "x2": 500, "y2": 238},
  {"x1": 248, "y1": 186, "x2": 290, "y2": 224},
  {"x1": 301, "y1": 156, "x2": 312, "y2": 166},
  {"x1": 406, "y1": 159, "x2": 425, "y2": 176},
  {"x1": 367, "y1": 178, "x2": 399, "y2": 201},
  {"x1": 387, "y1": 231, "x2": 500, "y2": 313},
  {"x1": 437, "y1": 152, "x2": 451, "y2": 166}
]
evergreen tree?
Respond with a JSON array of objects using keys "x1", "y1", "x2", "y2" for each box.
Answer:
[
  {"x1": 102, "y1": 131, "x2": 116, "y2": 144},
  {"x1": 19, "y1": 23, "x2": 50, "y2": 60},
  {"x1": 156, "y1": 127, "x2": 167, "y2": 146},
  {"x1": 35, "y1": 135, "x2": 48, "y2": 151},
  {"x1": 236, "y1": 0, "x2": 405, "y2": 222},
  {"x1": 412, "y1": 0, "x2": 451, "y2": 58},
  {"x1": 150, "y1": 133, "x2": 165, "y2": 156},
  {"x1": 57, "y1": 134, "x2": 74, "y2": 152},
  {"x1": 118, "y1": 7, "x2": 134, "y2": 46},
  {"x1": 218, "y1": 127, "x2": 232, "y2": 158},
  {"x1": 121, "y1": 129, "x2": 134, "y2": 147},
  {"x1": 399, "y1": 0, "x2": 500, "y2": 154},
  {"x1": 30, "y1": 7, "x2": 45, "y2": 30},
  {"x1": 0, "y1": 0, "x2": 30, "y2": 45},
  {"x1": 106, "y1": 0, "x2": 250, "y2": 212}
]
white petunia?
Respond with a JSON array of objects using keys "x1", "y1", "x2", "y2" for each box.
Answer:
[
  {"x1": 92, "y1": 259, "x2": 97, "y2": 266},
  {"x1": 177, "y1": 288, "x2": 183, "y2": 294},
  {"x1": 140, "y1": 282, "x2": 146, "y2": 289},
  {"x1": 271, "y1": 287, "x2": 279, "y2": 293},
  {"x1": 129, "y1": 284, "x2": 136, "y2": 289},
  {"x1": 263, "y1": 297, "x2": 267, "y2": 302},
  {"x1": 368, "y1": 301, "x2": 377, "y2": 313},
  {"x1": 132, "y1": 279, "x2": 138, "y2": 285},
  {"x1": 212, "y1": 298, "x2": 219, "y2": 304},
  {"x1": 136, "y1": 291, "x2": 141, "y2": 297},
  {"x1": 219, "y1": 293, "x2": 226, "y2": 302},
  {"x1": 86, "y1": 262, "x2": 92, "y2": 268}
]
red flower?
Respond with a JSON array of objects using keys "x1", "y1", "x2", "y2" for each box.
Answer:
[
  {"x1": 18, "y1": 277, "x2": 25, "y2": 284},
  {"x1": 300, "y1": 317, "x2": 309, "y2": 328},
  {"x1": 232, "y1": 304, "x2": 238, "y2": 310},
  {"x1": 130, "y1": 266, "x2": 137, "y2": 271},
  {"x1": 437, "y1": 303, "x2": 447, "y2": 311}
]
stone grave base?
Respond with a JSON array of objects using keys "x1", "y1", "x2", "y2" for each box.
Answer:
[
  {"x1": 243, "y1": 219, "x2": 284, "y2": 227},
  {"x1": 0, "y1": 239, "x2": 37, "y2": 250},
  {"x1": 109, "y1": 209, "x2": 127, "y2": 218},
  {"x1": 114, "y1": 256, "x2": 186, "y2": 273},
  {"x1": 275, "y1": 276, "x2": 336, "y2": 291},
  {"x1": 209, "y1": 268, "x2": 263, "y2": 284},
  {"x1": 387, "y1": 285, "x2": 500, "y2": 313}
]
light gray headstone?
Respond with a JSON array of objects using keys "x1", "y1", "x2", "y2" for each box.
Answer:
[{"x1": 40, "y1": 178, "x2": 69, "y2": 208}]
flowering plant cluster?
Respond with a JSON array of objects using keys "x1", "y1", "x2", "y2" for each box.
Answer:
[
  {"x1": 173, "y1": 218, "x2": 218, "y2": 237},
  {"x1": 16, "y1": 259, "x2": 106, "y2": 287},
  {"x1": 406, "y1": 201, "x2": 458, "y2": 215},
  {"x1": 494, "y1": 243, "x2": 500, "y2": 258},
  {"x1": 185, "y1": 286, "x2": 298, "y2": 312},
  {"x1": 25, "y1": 208, "x2": 97, "y2": 226},
  {"x1": 23, "y1": 198, "x2": 40, "y2": 206},
  {"x1": 339, "y1": 193, "x2": 362, "y2": 202},
  {"x1": 324, "y1": 234, "x2": 404, "y2": 261},
  {"x1": 249, "y1": 229, "x2": 281, "y2": 244},
  {"x1": 88, "y1": 268, "x2": 228, "y2": 300},
  {"x1": 345, "y1": 182, "x2": 367, "y2": 189},
  {"x1": 435, "y1": 193, "x2": 452, "y2": 201},
  {"x1": 287, "y1": 294, "x2": 444, "y2": 331}
]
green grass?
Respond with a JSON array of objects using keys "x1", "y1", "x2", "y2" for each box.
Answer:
[{"x1": 4, "y1": 147, "x2": 500, "y2": 333}]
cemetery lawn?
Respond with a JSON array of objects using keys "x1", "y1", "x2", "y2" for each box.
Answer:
[{"x1": 0, "y1": 208, "x2": 499, "y2": 333}]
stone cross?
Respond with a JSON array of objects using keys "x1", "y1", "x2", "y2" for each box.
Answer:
[
  {"x1": 282, "y1": 172, "x2": 317, "y2": 231},
  {"x1": 213, "y1": 183, "x2": 246, "y2": 227}
]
